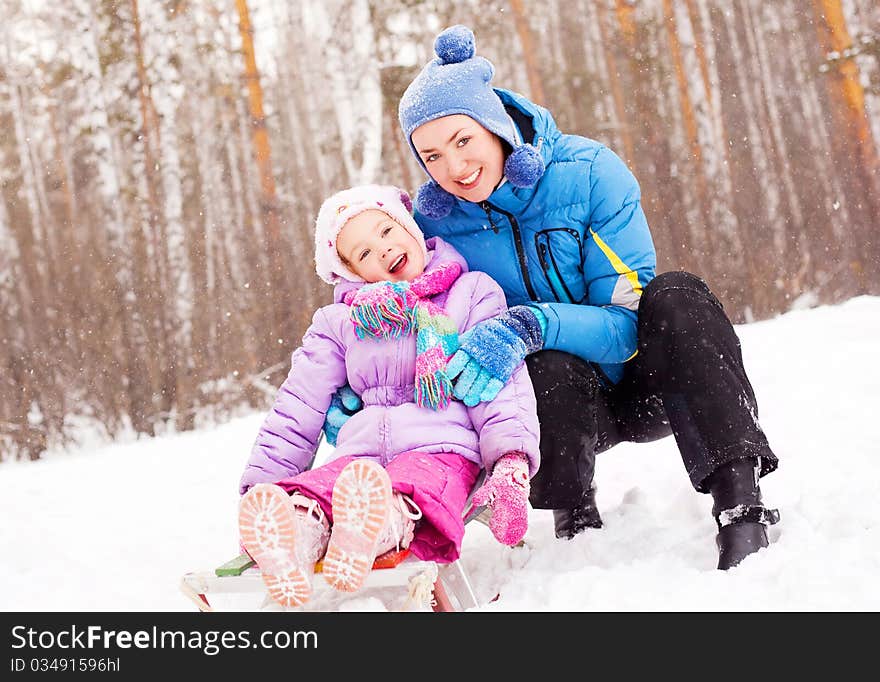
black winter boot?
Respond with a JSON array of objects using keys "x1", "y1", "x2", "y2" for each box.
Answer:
[
  {"x1": 708, "y1": 457, "x2": 779, "y2": 570},
  {"x1": 553, "y1": 485, "x2": 603, "y2": 539}
]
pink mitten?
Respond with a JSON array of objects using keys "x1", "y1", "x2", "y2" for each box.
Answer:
[{"x1": 472, "y1": 452, "x2": 531, "y2": 545}]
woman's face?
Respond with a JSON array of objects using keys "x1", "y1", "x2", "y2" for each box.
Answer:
[
  {"x1": 411, "y1": 114, "x2": 505, "y2": 204},
  {"x1": 336, "y1": 209, "x2": 425, "y2": 283}
]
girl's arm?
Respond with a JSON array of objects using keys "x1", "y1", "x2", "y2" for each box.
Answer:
[
  {"x1": 460, "y1": 273, "x2": 540, "y2": 476},
  {"x1": 239, "y1": 307, "x2": 348, "y2": 494}
]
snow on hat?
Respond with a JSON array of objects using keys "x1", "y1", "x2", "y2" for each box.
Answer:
[
  {"x1": 314, "y1": 184, "x2": 428, "y2": 284},
  {"x1": 398, "y1": 24, "x2": 545, "y2": 219}
]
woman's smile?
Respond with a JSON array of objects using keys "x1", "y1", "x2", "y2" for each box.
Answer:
[{"x1": 456, "y1": 168, "x2": 482, "y2": 189}]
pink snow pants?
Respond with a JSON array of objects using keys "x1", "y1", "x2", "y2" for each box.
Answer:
[{"x1": 274, "y1": 451, "x2": 480, "y2": 563}]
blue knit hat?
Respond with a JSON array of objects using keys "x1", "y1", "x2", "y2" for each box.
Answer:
[{"x1": 398, "y1": 25, "x2": 545, "y2": 219}]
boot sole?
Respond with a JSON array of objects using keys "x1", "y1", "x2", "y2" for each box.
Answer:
[
  {"x1": 324, "y1": 459, "x2": 392, "y2": 593},
  {"x1": 238, "y1": 484, "x2": 312, "y2": 607}
]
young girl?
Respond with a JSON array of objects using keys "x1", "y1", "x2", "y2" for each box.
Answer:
[{"x1": 237, "y1": 184, "x2": 540, "y2": 608}]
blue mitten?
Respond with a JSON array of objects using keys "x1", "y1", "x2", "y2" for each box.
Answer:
[
  {"x1": 323, "y1": 384, "x2": 363, "y2": 446},
  {"x1": 447, "y1": 306, "x2": 545, "y2": 407}
]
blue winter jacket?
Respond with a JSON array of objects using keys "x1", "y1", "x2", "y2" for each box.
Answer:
[{"x1": 413, "y1": 89, "x2": 657, "y2": 384}]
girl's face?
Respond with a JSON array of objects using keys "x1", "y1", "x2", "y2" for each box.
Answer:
[
  {"x1": 336, "y1": 209, "x2": 426, "y2": 283},
  {"x1": 411, "y1": 114, "x2": 505, "y2": 204}
]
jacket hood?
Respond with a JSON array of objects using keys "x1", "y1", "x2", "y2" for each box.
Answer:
[
  {"x1": 332, "y1": 236, "x2": 469, "y2": 303},
  {"x1": 494, "y1": 88, "x2": 558, "y2": 171}
]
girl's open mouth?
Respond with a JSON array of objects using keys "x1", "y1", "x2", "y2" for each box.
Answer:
[{"x1": 389, "y1": 253, "x2": 407, "y2": 274}]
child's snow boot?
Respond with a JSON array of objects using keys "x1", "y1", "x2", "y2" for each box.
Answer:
[
  {"x1": 553, "y1": 484, "x2": 603, "y2": 539},
  {"x1": 238, "y1": 485, "x2": 329, "y2": 607},
  {"x1": 374, "y1": 492, "x2": 423, "y2": 556},
  {"x1": 324, "y1": 459, "x2": 393, "y2": 592},
  {"x1": 708, "y1": 457, "x2": 780, "y2": 570}
]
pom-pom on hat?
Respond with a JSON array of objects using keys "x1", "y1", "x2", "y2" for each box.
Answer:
[
  {"x1": 314, "y1": 184, "x2": 427, "y2": 284},
  {"x1": 398, "y1": 25, "x2": 545, "y2": 218}
]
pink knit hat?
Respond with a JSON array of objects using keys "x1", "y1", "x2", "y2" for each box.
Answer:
[{"x1": 314, "y1": 184, "x2": 429, "y2": 284}]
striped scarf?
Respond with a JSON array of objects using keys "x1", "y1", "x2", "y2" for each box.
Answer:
[{"x1": 344, "y1": 261, "x2": 462, "y2": 410}]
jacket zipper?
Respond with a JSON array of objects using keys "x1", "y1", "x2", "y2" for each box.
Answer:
[
  {"x1": 537, "y1": 241, "x2": 571, "y2": 303},
  {"x1": 480, "y1": 200, "x2": 537, "y2": 301},
  {"x1": 480, "y1": 201, "x2": 500, "y2": 234}
]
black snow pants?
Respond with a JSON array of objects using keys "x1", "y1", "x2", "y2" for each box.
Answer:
[{"x1": 526, "y1": 271, "x2": 779, "y2": 510}]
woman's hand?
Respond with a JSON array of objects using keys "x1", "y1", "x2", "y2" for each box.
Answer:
[
  {"x1": 322, "y1": 384, "x2": 363, "y2": 446},
  {"x1": 447, "y1": 306, "x2": 544, "y2": 406}
]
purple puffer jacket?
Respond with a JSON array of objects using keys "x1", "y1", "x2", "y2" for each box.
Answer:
[{"x1": 239, "y1": 237, "x2": 540, "y2": 494}]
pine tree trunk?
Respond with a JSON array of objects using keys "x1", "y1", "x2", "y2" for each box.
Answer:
[
  {"x1": 614, "y1": 0, "x2": 686, "y2": 272},
  {"x1": 595, "y1": 0, "x2": 634, "y2": 163},
  {"x1": 509, "y1": 0, "x2": 547, "y2": 106},
  {"x1": 235, "y1": 0, "x2": 292, "y2": 354},
  {"x1": 661, "y1": 0, "x2": 714, "y2": 270},
  {"x1": 131, "y1": 0, "x2": 176, "y2": 424},
  {"x1": 814, "y1": 0, "x2": 880, "y2": 286},
  {"x1": 742, "y1": 1, "x2": 804, "y2": 273}
]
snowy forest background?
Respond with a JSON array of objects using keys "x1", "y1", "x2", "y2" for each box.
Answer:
[{"x1": 1, "y1": 0, "x2": 878, "y2": 461}]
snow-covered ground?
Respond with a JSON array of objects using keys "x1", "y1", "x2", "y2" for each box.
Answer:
[{"x1": 2, "y1": 296, "x2": 878, "y2": 612}]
